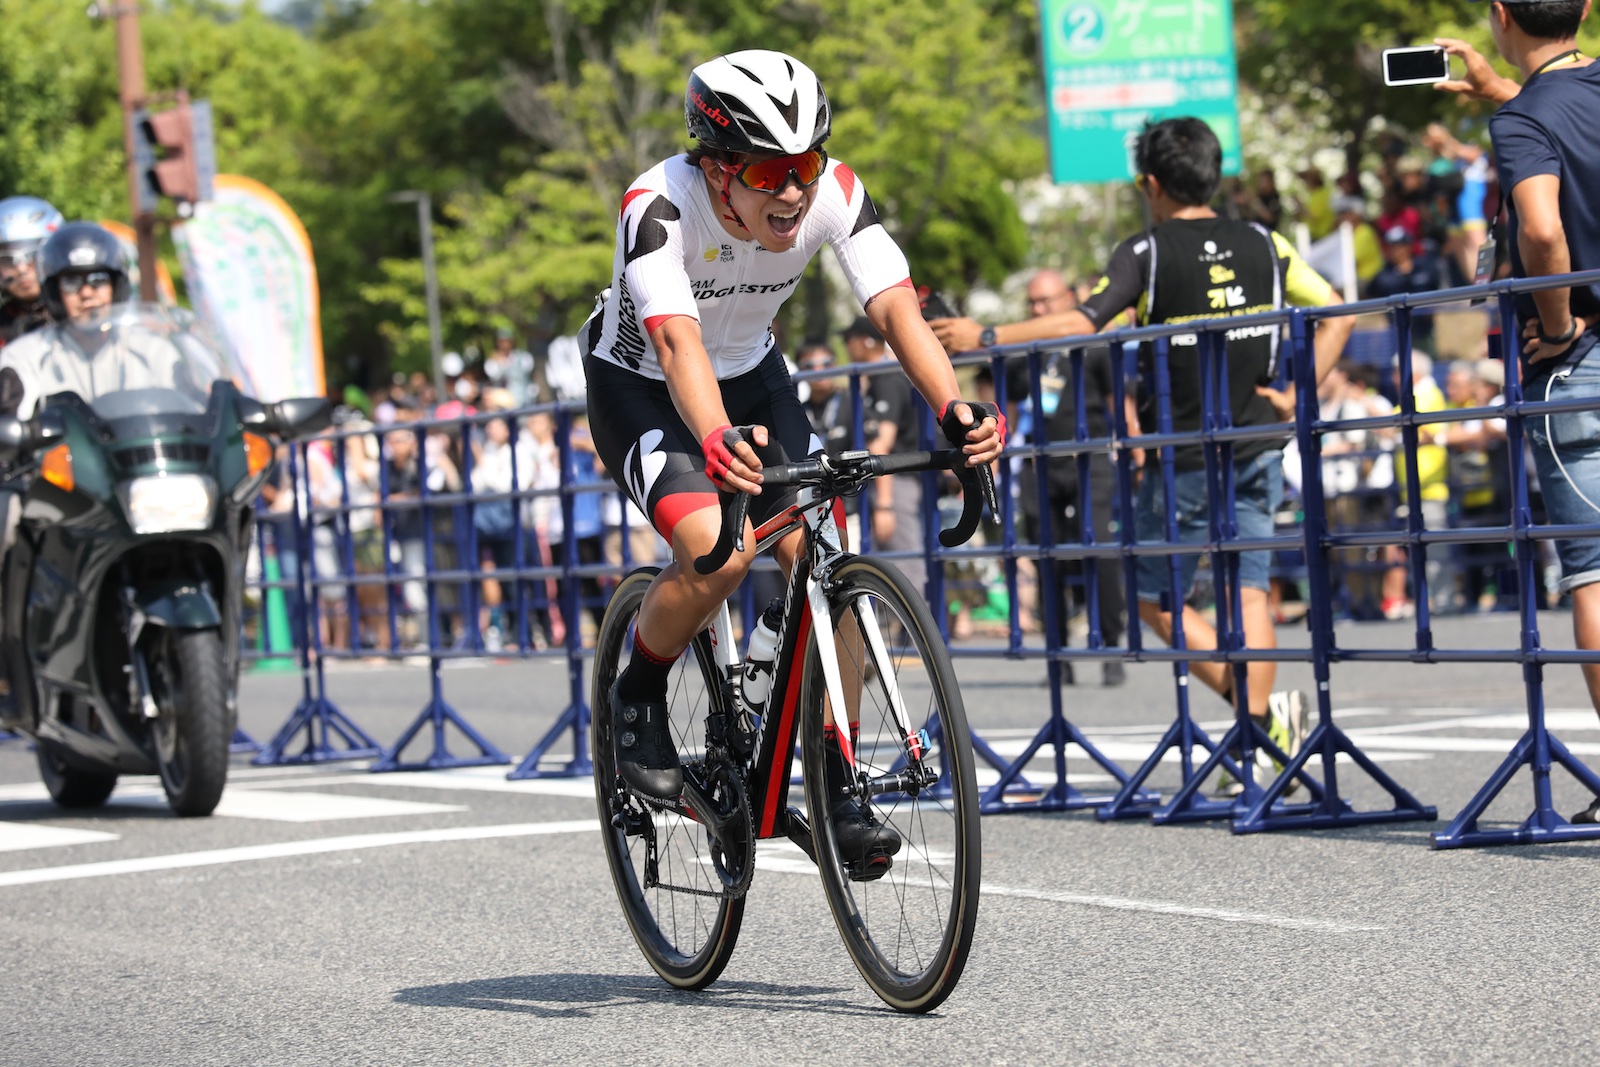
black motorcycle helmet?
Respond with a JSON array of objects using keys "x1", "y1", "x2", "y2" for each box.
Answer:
[{"x1": 39, "y1": 222, "x2": 132, "y2": 319}]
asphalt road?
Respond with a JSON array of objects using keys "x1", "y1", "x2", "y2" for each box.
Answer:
[{"x1": 3, "y1": 614, "x2": 1599, "y2": 1066}]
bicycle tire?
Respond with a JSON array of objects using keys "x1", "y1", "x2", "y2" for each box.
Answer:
[
  {"x1": 800, "y1": 555, "x2": 981, "y2": 1013},
  {"x1": 591, "y1": 567, "x2": 745, "y2": 990}
]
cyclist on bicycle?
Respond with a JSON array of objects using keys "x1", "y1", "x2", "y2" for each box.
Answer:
[{"x1": 584, "y1": 49, "x2": 1004, "y2": 861}]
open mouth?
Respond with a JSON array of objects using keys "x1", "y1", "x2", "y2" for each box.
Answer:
[{"x1": 767, "y1": 205, "x2": 802, "y2": 240}]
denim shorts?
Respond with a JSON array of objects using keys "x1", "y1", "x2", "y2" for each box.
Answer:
[
  {"x1": 1134, "y1": 449, "x2": 1284, "y2": 605},
  {"x1": 1526, "y1": 340, "x2": 1600, "y2": 592}
]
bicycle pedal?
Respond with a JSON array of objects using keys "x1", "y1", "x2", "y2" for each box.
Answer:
[{"x1": 845, "y1": 850, "x2": 894, "y2": 883}]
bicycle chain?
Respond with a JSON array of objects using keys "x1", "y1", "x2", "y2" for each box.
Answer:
[{"x1": 639, "y1": 760, "x2": 755, "y2": 901}]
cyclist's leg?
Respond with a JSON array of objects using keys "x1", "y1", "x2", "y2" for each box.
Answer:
[{"x1": 585, "y1": 352, "x2": 809, "y2": 797}]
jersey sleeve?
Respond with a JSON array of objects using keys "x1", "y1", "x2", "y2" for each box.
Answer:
[
  {"x1": 816, "y1": 162, "x2": 912, "y2": 306},
  {"x1": 1271, "y1": 230, "x2": 1339, "y2": 308},
  {"x1": 1079, "y1": 236, "x2": 1150, "y2": 328},
  {"x1": 618, "y1": 188, "x2": 700, "y2": 336}
]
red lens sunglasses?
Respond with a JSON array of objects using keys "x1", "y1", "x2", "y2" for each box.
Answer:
[{"x1": 719, "y1": 149, "x2": 828, "y2": 193}]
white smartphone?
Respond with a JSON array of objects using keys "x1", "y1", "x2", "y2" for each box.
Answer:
[{"x1": 1383, "y1": 46, "x2": 1450, "y2": 86}]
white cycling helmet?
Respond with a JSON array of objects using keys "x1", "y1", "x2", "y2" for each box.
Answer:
[
  {"x1": 686, "y1": 50, "x2": 831, "y2": 156},
  {"x1": 0, "y1": 196, "x2": 65, "y2": 263}
]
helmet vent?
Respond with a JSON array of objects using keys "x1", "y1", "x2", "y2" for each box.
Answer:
[
  {"x1": 769, "y1": 90, "x2": 799, "y2": 131},
  {"x1": 730, "y1": 63, "x2": 761, "y2": 83}
]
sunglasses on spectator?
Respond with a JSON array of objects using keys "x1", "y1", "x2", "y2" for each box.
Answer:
[
  {"x1": 720, "y1": 149, "x2": 828, "y2": 193},
  {"x1": 0, "y1": 251, "x2": 36, "y2": 271},
  {"x1": 800, "y1": 360, "x2": 833, "y2": 371},
  {"x1": 61, "y1": 271, "x2": 114, "y2": 292}
]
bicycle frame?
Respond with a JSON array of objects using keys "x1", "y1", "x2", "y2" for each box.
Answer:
[{"x1": 699, "y1": 483, "x2": 918, "y2": 847}]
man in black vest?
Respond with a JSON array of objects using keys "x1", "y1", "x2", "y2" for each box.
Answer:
[{"x1": 934, "y1": 118, "x2": 1355, "y2": 790}]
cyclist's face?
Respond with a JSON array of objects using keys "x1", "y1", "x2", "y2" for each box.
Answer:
[{"x1": 709, "y1": 152, "x2": 820, "y2": 252}]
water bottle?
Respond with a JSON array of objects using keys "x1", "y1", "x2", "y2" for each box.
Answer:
[{"x1": 739, "y1": 599, "x2": 784, "y2": 718}]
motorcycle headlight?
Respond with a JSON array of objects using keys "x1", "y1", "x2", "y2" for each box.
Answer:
[{"x1": 118, "y1": 474, "x2": 217, "y2": 534}]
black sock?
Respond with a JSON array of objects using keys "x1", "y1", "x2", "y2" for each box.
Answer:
[{"x1": 616, "y1": 631, "x2": 677, "y2": 704}]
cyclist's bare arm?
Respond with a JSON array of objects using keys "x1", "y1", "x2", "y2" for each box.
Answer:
[
  {"x1": 866, "y1": 285, "x2": 1004, "y2": 468},
  {"x1": 652, "y1": 314, "x2": 767, "y2": 495}
]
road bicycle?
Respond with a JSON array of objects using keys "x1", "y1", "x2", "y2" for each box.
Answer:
[{"x1": 592, "y1": 445, "x2": 990, "y2": 1013}]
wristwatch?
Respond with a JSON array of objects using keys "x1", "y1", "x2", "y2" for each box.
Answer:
[{"x1": 978, "y1": 326, "x2": 997, "y2": 348}]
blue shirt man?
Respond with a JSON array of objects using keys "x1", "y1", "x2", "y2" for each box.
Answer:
[{"x1": 1441, "y1": 0, "x2": 1600, "y2": 824}]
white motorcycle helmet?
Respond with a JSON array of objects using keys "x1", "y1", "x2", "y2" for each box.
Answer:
[{"x1": 0, "y1": 196, "x2": 65, "y2": 270}]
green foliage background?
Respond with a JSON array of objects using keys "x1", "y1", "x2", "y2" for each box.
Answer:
[{"x1": 3, "y1": 0, "x2": 1593, "y2": 385}]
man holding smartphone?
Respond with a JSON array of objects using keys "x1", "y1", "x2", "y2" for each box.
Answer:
[{"x1": 1438, "y1": 1, "x2": 1600, "y2": 823}]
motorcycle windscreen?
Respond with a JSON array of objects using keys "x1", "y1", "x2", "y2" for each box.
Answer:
[{"x1": 35, "y1": 302, "x2": 234, "y2": 420}]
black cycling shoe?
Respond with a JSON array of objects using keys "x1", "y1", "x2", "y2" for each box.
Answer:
[
  {"x1": 1573, "y1": 797, "x2": 1600, "y2": 824},
  {"x1": 611, "y1": 681, "x2": 682, "y2": 803},
  {"x1": 830, "y1": 795, "x2": 903, "y2": 873},
  {"x1": 824, "y1": 731, "x2": 901, "y2": 877}
]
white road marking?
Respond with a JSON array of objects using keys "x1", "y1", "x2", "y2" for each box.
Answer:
[
  {"x1": 0, "y1": 781, "x2": 468, "y2": 822},
  {"x1": 0, "y1": 820, "x2": 597, "y2": 888},
  {"x1": 1347, "y1": 733, "x2": 1600, "y2": 755},
  {"x1": 113, "y1": 789, "x2": 467, "y2": 822},
  {"x1": 749, "y1": 841, "x2": 1379, "y2": 933},
  {"x1": 242, "y1": 768, "x2": 599, "y2": 798},
  {"x1": 982, "y1": 884, "x2": 1383, "y2": 933},
  {"x1": 0, "y1": 823, "x2": 120, "y2": 853}
]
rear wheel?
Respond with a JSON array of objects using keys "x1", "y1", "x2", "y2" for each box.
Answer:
[
  {"x1": 801, "y1": 555, "x2": 981, "y2": 1013},
  {"x1": 148, "y1": 628, "x2": 231, "y2": 817},
  {"x1": 36, "y1": 742, "x2": 117, "y2": 808},
  {"x1": 591, "y1": 568, "x2": 744, "y2": 990}
]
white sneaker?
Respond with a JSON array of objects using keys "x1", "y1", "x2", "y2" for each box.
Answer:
[
  {"x1": 1267, "y1": 689, "x2": 1310, "y2": 762},
  {"x1": 484, "y1": 626, "x2": 504, "y2": 653}
]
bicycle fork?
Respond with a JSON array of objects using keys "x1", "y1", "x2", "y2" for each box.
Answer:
[{"x1": 806, "y1": 576, "x2": 934, "y2": 796}]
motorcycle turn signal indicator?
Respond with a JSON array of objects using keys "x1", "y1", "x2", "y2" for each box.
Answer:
[
  {"x1": 243, "y1": 432, "x2": 272, "y2": 476},
  {"x1": 40, "y1": 444, "x2": 73, "y2": 493}
]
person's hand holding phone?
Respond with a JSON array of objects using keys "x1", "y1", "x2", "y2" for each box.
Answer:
[{"x1": 1434, "y1": 38, "x2": 1521, "y2": 105}]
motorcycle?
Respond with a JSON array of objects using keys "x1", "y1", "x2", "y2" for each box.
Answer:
[{"x1": 0, "y1": 303, "x2": 330, "y2": 816}]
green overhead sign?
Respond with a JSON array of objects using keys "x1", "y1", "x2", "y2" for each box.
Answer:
[{"x1": 1039, "y1": 0, "x2": 1242, "y2": 184}]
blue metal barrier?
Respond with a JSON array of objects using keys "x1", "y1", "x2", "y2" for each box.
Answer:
[{"x1": 239, "y1": 269, "x2": 1600, "y2": 846}]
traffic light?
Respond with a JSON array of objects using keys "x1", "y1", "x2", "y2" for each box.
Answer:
[{"x1": 130, "y1": 99, "x2": 216, "y2": 213}]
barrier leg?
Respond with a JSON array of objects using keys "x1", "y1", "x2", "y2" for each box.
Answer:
[
  {"x1": 252, "y1": 684, "x2": 383, "y2": 765},
  {"x1": 230, "y1": 729, "x2": 261, "y2": 755},
  {"x1": 253, "y1": 444, "x2": 384, "y2": 767},
  {"x1": 371, "y1": 656, "x2": 511, "y2": 772},
  {"x1": 1430, "y1": 663, "x2": 1598, "y2": 848},
  {"x1": 978, "y1": 657, "x2": 1159, "y2": 814},
  {"x1": 1096, "y1": 688, "x2": 1219, "y2": 821},
  {"x1": 507, "y1": 415, "x2": 594, "y2": 781},
  {"x1": 252, "y1": 593, "x2": 382, "y2": 766},
  {"x1": 1147, "y1": 714, "x2": 1323, "y2": 825},
  {"x1": 507, "y1": 645, "x2": 592, "y2": 779},
  {"x1": 1218, "y1": 307, "x2": 1435, "y2": 834}
]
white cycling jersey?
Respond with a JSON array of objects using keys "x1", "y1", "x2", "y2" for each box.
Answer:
[{"x1": 590, "y1": 154, "x2": 910, "y2": 380}]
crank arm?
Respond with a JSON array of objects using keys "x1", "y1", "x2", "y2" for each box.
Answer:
[{"x1": 678, "y1": 774, "x2": 739, "y2": 845}]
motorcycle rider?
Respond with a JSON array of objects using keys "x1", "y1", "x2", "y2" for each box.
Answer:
[
  {"x1": 0, "y1": 222, "x2": 192, "y2": 424},
  {"x1": 0, "y1": 196, "x2": 65, "y2": 345},
  {"x1": 0, "y1": 223, "x2": 183, "y2": 720}
]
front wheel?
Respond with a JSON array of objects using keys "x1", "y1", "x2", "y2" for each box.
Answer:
[
  {"x1": 148, "y1": 628, "x2": 232, "y2": 817},
  {"x1": 591, "y1": 567, "x2": 745, "y2": 990},
  {"x1": 802, "y1": 555, "x2": 981, "y2": 1013}
]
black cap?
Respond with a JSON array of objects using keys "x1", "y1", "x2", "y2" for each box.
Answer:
[{"x1": 840, "y1": 316, "x2": 882, "y2": 343}]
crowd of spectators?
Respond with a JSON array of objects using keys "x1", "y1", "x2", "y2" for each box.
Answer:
[{"x1": 256, "y1": 332, "x2": 660, "y2": 658}]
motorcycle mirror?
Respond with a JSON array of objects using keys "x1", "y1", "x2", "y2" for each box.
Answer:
[
  {"x1": 267, "y1": 397, "x2": 334, "y2": 439},
  {"x1": 0, "y1": 416, "x2": 30, "y2": 466}
]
